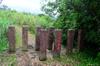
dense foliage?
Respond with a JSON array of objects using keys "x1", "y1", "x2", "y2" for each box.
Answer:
[
  {"x1": 42, "y1": 0, "x2": 100, "y2": 52},
  {"x1": 0, "y1": 9, "x2": 53, "y2": 52},
  {"x1": 0, "y1": 18, "x2": 9, "y2": 52}
]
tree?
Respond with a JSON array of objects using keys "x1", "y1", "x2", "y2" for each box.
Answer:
[{"x1": 42, "y1": 0, "x2": 100, "y2": 56}]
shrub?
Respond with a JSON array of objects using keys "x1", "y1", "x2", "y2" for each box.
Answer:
[{"x1": 0, "y1": 18, "x2": 10, "y2": 52}]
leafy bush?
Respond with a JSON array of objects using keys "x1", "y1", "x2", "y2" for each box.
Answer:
[
  {"x1": 43, "y1": 0, "x2": 100, "y2": 55},
  {"x1": 0, "y1": 10, "x2": 54, "y2": 52},
  {"x1": 0, "y1": 18, "x2": 10, "y2": 52},
  {"x1": 34, "y1": 15, "x2": 54, "y2": 28},
  {"x1": 95, "y1": 52, "x2": 100, "y2": 63}
]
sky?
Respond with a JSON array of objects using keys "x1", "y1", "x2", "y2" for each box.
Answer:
[{"x1": 1, "y1": 0, "x2": 44, "y2": 14}]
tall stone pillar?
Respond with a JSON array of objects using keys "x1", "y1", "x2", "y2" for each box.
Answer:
[
  {"x1": 8, "y1": 25, "x2": 16, "y2": 53},
  {"x1": 53, "y1": 29, "x2": 62, "y2": 57},
  {"x1": 77, "y1": 29, "x2": 84, "y2": 51},
  {"x1": 22, "y1": 25, "x2": 28, "y2": 51},
  {"x1": 39, "y1": 29, "x2": 48, "y2": 61},
  {"x1": 48, "y1": 28, "x2": 54, "y2": 50},
  {"x1": 66, "y1": 29, "x2": 75, "y2": 54},
  {"x1": 35, "y1": 27, "x2": 41, "y2": 51}
]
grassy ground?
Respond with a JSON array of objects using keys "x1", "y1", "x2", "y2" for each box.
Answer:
[
  {"x1": 0, "y1": 54, "x2": 16, "y2": 66},
  {"x1": 0, "y1": 52, "x2": 99, "y2": 66},
  {"x1": 42, "y1": 53, "x2": 100, "y2": 66}
]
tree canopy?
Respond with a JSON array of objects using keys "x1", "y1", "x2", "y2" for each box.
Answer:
[{"x1": 42, "y1": 0, "x2": 100, "y2": 56}]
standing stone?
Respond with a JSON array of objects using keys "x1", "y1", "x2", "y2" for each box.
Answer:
[
  {"x1": 53, "y1": 29, "x2": 62, "y2": 57},
  {"x1": 77, "y1": 29, "x2": 84, "y2": 51},
  {"x1": 48, "y1": 28, "x2": 54, "y2": 50},
  {"x1": 39, "y1": 29, "x2": 48, "y2": 61},
  {"x1": 35, "y1": 27, "x2": 41, "y2": 51},
  {"x1": 66, "y1": 29, "x2": 75, "y2": 54},
  {"x1": 22, "y1": 25, "x2": 28, "y2": 51},
  {"x1": 8, "y1": 25, "x2": 16, "y2": 53}
]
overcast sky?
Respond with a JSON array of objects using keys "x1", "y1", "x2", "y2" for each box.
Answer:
[{"x1": 1, "y1": 0, "x2": 44, "y2": 14}]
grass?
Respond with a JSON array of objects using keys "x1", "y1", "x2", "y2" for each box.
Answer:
[
  {"x1": 42, "y1": 52, "x2": 100, "y2": 66},
  {"x1": 0, "y1": 54, "x2": 16, "y2": 66},
  {"x1": 0, "y1": 18, "x2": 9, "y2": 52}
]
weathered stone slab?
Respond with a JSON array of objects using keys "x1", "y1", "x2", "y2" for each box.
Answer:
[
  {"x1": 66, "y1": 29, "x2": 75, "y2": 54},
  {"x1": 48, "y1": 28, "x2": 54, "y2": 50},
  {"x1": 35, "y1": 27, "x2": 41, "y2": 51},
  {"x1": 8, "y1": 25, "x2": 16, "y2": 53},
  {"x1": 39, "y1": 29, "x2": 48, "y2": 61},
  {"x1": 22, "y1": 25, "x2": 28, "y2": 51},
  {"x1": 77, "y1": 29, "x2": 84, "y2": 51},
  {"x1": 53, "y1": 29, "x2": 62, "y2": 57}
]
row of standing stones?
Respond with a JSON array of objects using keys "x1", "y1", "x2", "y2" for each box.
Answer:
[
  {"x1": 35, "y1": 27, "x2": 84, "y2": 61},
  {"x1": 7, "y1": 25, "x2": 84, "y2": 61},
  {"x1": 8, "y1": 25, "x2": 28, "y2": 52}
]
